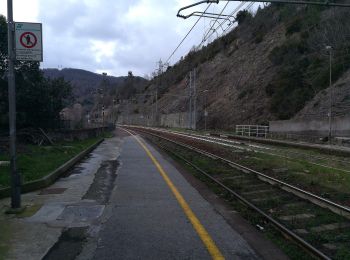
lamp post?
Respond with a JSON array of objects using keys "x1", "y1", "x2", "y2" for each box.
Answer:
[{"x1": 326, "y1": 46, "x2": 333, "y2": 144}]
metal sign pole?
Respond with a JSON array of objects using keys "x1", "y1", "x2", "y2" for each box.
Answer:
[{"x1": 7, "y1": 0, "x2": 21, "y2": 209}]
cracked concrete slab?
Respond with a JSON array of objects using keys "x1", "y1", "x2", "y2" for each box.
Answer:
[{"x1": 0, "y1": 134, "x2": 122, "y2": 260}]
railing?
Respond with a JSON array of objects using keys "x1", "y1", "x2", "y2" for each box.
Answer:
[{"x1": 236, "y1": 125, "x2": 269, "y2": 138}]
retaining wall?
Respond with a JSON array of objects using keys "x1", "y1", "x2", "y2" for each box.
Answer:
[
  {"x1": 49, "y1": 127, "x2": 110, "y2": 141},
  {"x1": 118, "y1": 112, "x2": 195, "y2": 129},
  {"x1": 270, "y1": 115, "x2": 350, "y2": 137}
]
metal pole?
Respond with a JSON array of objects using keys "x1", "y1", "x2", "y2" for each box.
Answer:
[
  {"x1": 193, "y1": 68, "x2": 197, "y2": 130},
  {"x1": 327, "y1": 46, "x2": 332, "y2": 144},
  {"x1": 102, "y1": 105, "x2": 105, "y2": 132},
  {"x1": 127, "y1": 100, "x2": 130, "y2": 125},
  {"x1": 155, "y1": 90, "x2": 158, "y2": 126},
  {"x1": 7, "y1": 0, "x2": 21, "y2": 209},
  {"x1": 204, "y1": 90, "x2": 208, "y2": 131},
  {"x1": 189, "y1": 71, "x2": 192, "y2": 129}
]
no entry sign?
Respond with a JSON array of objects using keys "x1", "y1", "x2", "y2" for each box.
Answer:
[{"x1": 15, "y1": 22, "x2": 43, "y2": 61}]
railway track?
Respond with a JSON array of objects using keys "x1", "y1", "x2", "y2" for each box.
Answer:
[
  {"x1": 131, "y1": 126, "x2": 350, "y2": 207},
  {"x1": 151, "y1": 127, "x2": 350, "y2": 172},
  {"x1": 126, "y1": 126, "x2": 350, "y2": 260}
]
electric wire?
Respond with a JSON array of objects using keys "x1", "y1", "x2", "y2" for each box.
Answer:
[
  {"x1": 199, "y1": 1, "x2": 231, "y2": 47},
  {"x1": 200, "y1": 1, "x2": 247, "y2": 47},
  {"x1": 220, "y1": 1, "x2": 254, "y2": 37},
  {"x1": 166, "y1": 3, "x2": 213, "y2": 64}
]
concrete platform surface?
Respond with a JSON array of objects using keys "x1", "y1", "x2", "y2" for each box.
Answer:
[
  {"x1": 0, "y1": 136, "x2": 121, "y2": 260},
  {"x1": 91, "y1": 131, "x2": 260, "y2": 260}
]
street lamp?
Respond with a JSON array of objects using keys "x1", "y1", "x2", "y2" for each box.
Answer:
[{"x1": 326, "y1": 45, "x2": 333, "y2": 144}]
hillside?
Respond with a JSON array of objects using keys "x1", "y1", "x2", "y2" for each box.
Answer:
[
  {"x1": 128, "y1": 5, "x2": 350, "y2": 130},
  {"x1": 43, "y1": 68, "x2": 147, "y2": 108},
  {"x1": 43, "y1": 68, "x2": 127, "y2": 97},
  {"x1": 42, "y1": 68, "x2": 148, "y2": 125},
  {"x1": 295, "y1": 69, "x2": 350, "y2": 120}
]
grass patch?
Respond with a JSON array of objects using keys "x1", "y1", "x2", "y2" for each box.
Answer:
[
  {"x1": 0, "y1": 137, "x2": 102, "y2": 189},
  {"x1": 0, "y1": 220, "x2": 12, "y2": 260},
  {"x1": 146, "y1": 135, "x2": 350, "y2": 259},
  {"x1": 240, "y1": 152, "x2": 350, "y2": 204}
]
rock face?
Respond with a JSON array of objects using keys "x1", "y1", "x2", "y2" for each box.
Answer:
[
  {"x1": 148, "y1": 24, "x2": 286, "y2": 129},
  {"x1": 295, "y1": 69, "x2": 350, "y2": 120},
  {"x1": 134, "y1": 6, "x2": 350, "y2": 130}
]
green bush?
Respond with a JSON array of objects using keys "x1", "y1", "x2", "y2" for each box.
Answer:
[{"x1": 285, "y1": 17, "x2": 302, "y2": 35}]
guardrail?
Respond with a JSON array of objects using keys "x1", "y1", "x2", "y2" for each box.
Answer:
[{"x1": 235, "y1": 125, "x2": 269, "y2": 138}]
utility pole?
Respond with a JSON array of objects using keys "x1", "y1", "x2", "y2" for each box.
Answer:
[
  {"x1": 188, "y1": 71, "x2": 193, "y2": 129},
  {"x1": 102, "y1": 105, "x2": 105, "y2": 130},
  {"x1": 326, "y1": 46, "x2": 333, "y2": 144},
  {"x1": 155, "y1": 59, "x2": 164, "y2": 127},
  {"x1": 127, "y1": 100, "x2": 130, "y2": 125},
  {"x1": 155, "y1": 90, "x2": 158, "y2": 126},
  {"x1": 193, "y1": 68, "x2": 197, "y2": 130},
  {"x1": 7, "y1": 0, "x2": 21, "y2": 209},
  {"x1": 203, "y1": 90, "x2": 209, "y2": 131}
]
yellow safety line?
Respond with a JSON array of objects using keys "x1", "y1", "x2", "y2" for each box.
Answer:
[{"x1": 123, "y1": 128, "x2": 225, "y2": 260}]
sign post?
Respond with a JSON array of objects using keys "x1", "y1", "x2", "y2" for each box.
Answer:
[
  {"x1": 7, "y1": 0, "x2": 21, "y2": 209},
  {"x1": 7, "y1": 0, "x2": 43, "y2": 209}
]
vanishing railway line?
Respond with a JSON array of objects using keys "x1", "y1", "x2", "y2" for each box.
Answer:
[
  {"x1": 126, "y1": 126, "x2": 350, "y2": 260},
  {"x1": 133, "y1": 127, "x2": 350, "y2": 207},
  {"x1": 152, "y1": 128, "x2": 350, "y2": 173}
]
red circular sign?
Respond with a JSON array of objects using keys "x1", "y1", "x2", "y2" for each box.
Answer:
[{"x1": 20, "y1": 32, "x2": 37, "y2": 49}]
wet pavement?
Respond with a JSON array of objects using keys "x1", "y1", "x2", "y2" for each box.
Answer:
[
  {"x1": 0, "y1": 135, "x2": 121, "y2": 260},
  {"x1": 91, "y1": 131, "x2": 260, "y2": 260}
]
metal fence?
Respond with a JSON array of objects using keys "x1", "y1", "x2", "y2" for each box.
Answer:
[{"x1": 236, "y1": 125, "x2": 269, "y2": 138}]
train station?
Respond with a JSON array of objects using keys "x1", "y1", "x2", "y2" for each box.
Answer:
[{"x1": 1, "y1": 0, "x2": 350, "y2": 259}]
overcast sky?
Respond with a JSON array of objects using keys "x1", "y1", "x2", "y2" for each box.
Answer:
[{"x1": 0, "y1": 0, "x2": 240, "y2": 77}]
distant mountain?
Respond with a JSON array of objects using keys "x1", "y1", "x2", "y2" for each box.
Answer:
[
  {"x1": 42, "y1": 68, "x2": 128, "y2": 97},
  {"x1": 42, "y1": 68, "x2": 148, "y2": 112}
]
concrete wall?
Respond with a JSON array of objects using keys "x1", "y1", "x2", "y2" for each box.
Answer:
[
  {"x1": 117, "y1": 114, "x2": 152, "y2": 126},
  {"x1": 118, "y1": 112, "x2": 195, "y2": 129},
  {"x1": 161, "y1": 113, "x2": 193, "y2": 129},
  {"x1": 49, "y1": 127, "x2": 110, "y2": 142},
  {"x1": 270, "y1": 115, "x2": 350, "y2": 137}
]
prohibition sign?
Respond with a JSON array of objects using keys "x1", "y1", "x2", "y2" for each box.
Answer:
[{"x1": 20, "y1": 32, "x2": 37, "y2": 49}]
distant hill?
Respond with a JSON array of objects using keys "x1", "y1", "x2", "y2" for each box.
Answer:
[
  {"x1": 43, "y1": 68, "x2": 128, "y2": 97},
  {"x1": 42, "y1": 68, "x2": 148, "y2": 112}
]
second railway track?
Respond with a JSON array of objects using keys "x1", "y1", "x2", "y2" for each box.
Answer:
[{"x1": 127, "y1": 126, "x2": 350, "y2": 260}]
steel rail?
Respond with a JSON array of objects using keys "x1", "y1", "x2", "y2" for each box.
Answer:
[
  {"x1": 167, "y1": 129, "x2": 350, "y2": 173},
  {"x1": 129, "y1": 126, "x2": 350, "y2": 215},
  {"x1": 127, "y1": 127, "x2": 331, "y2": 260},
  {"x1": 209, "y1": 133, "x2": 350, "y2": 165},
  {"x1": 143, "y1": 127, "x2": 350, "y2": 173}
]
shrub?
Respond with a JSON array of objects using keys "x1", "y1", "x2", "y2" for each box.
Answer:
[{"x1": 286, "y1": 17, "x2": 302, "y2": 35}]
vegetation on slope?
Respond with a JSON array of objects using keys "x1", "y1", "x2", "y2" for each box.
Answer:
[{"x1": 144, "y1": 4, "x2": 350, "y2": 122}]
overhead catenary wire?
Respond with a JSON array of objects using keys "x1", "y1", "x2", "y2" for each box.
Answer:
[
  {"x1": 219, "y1": 1, "x2": 254, "y2": 37},
  {"x1": 200, "y1": 1, "x2": 247, "y2": 47},
  {"x1": 199, "y1": 1, "x2": 231, "y2": 47},
  {"x1": 166, "y1": 3, "x2": 213, "y2": 64}
]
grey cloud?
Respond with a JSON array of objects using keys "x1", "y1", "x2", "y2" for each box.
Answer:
[{"x1": 38, "y1": 0, "x2": 205, "y2": 76}]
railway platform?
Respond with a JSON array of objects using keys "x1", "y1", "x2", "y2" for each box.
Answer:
[
  {"x1": 0, "y1": 129, "x2": 287, "y2": 260},
  {"x1": 91, "y1": 129, "x2": 286, "y2": 259}
]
